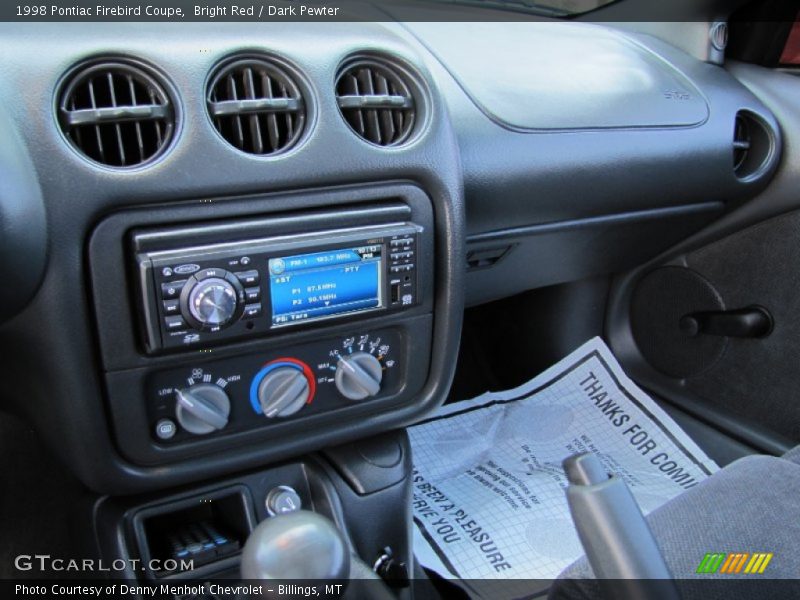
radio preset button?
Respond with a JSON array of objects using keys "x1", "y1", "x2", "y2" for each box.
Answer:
[
  {"x1": 390, "y1": 251, "x2": 414, "y2": 261},
  {"x1": 161, "y1": 280, "x2": 187, "y2": 299},
  {"x1": 165, "y1": 315, "x2": 187, "y2": 331},
  {"x1": 243, "y1": 303, "x2": 262, "y2": 318},
  {"x1": 235, "y1": 270, "x2": 260, "y2": 286},
  {"x1": 195, "y1": 267, "x2": 226, "y2": 280},
  {"x1": 163, "y1": 299, "x2": 180, "y2": 315},
  {"x1": 390, "y1": 265, "x2": 414, "y2": 274}
]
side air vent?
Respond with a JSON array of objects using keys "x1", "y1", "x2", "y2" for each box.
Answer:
[
  {"x1": 335, "y1": 59, "x2": 417, "y2": 147},
  {"x1": 733, "y1": 110, "x2": 774, "y2": 181},
  {"x1": 58, "y1": 61, "x2": 175, "y2": 168},
  {"x1": 207, "y1": 58, "x2": 306, "y2": 155},
  {"x1": 733, "y1": 113, "x2": 751, "y2": 173}
]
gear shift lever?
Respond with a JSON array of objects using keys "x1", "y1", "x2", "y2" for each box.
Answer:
[
  {"x1": 241, "y1": 510, "x2": 396, "y2": 600},
  {"x1": 241, "y1": 510, "x2": 350, "y2": 581}
]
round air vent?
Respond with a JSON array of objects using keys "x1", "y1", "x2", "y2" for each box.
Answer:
[
  {"x1": 58, "y1": 61, "x2": 175, "y2": 168},
  {"x1": 335, "y1": 58, "x2": 417, "y2": 147},
  {"x1": 207, "y1": 58, "x2": 306, "y2": 155},
  {"x1": 733, "y1": 110, "x2": 774, "y2": 181}
]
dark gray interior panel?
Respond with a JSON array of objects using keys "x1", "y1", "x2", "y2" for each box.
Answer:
[
  {"x1": 605, "y1": 62, "x2": 800, "y2": 455},
  {"x1": 403, "y1": 22, "x2": 709, "y2": 130},
  {"x1": 384, "y1": 22, "x2": 784, "y2": 305},
  {"x1": 681, "y1": 212, "x2": 800, "y2": 443},
  {"x1": 465, "y1": 202, "x2": 723, "y2": 306},
  {"x1": 0, "y1": 109, "x2": 47, "y2": 324},
  {"x1": 659, "y1": 401, "x2": 757, "y2": 467}
]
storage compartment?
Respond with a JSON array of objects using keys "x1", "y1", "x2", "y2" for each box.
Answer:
[{"x1": 132, "y1": 486, "x2": 255, "y2": 578}]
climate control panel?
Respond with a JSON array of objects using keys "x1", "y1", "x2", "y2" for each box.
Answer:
[{"x1": 146, "y1": 329, "x2": 403, "y2": 444}]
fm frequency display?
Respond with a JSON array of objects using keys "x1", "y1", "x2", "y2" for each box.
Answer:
[
  {"x1": 132, "y1": 221, "x2": 422, "y2": 353},
  {"x1": 269, "y1": 244, "x2": 384, "y2": 327}
]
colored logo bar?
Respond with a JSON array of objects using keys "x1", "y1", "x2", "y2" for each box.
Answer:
[{"x1": 696, "y1": 552, "x2": 773, "y2": 574}]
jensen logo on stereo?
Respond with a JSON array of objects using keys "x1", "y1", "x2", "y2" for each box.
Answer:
[{"x1": 172, "y1": 263, "x2": 200, "y2": 275}]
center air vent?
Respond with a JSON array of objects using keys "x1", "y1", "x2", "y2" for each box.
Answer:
[
  {"x1": 335, "y1": 59, "x2": 417, "y2": 147},
  {"x1": 733, "y1": 110, "x2": 774, "y2": 181},
  {"x1": 207, "y1": 58, "x2": 306, "y2": 155},
  {"x1": 58, "y1": 61, "x2": 175, "y2": 168}
]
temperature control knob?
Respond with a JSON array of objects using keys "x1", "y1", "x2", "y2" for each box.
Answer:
[
  {"x1": 335, "y1": 352, "x2": 383, "y2": 401},
  {"x1": 174, "y1": 383, "x2": 231, "y2": 435},
  {"x1": 256, "y1": 367, "x2": 311, "y2": 418}
]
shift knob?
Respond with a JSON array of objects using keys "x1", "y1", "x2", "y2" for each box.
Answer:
[{"x1": 241, "y1": 510, "x2": 350, "y2": 581}]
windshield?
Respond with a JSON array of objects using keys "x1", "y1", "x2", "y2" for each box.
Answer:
[{"x1": 426, "y1": 0, "x2": 618, "y2": 17}]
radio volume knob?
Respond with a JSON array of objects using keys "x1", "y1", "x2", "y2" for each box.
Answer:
[
  {"x1": 335, "y1": 352, "x2": 383, "y2": 401},
  {"x1": 184, "y1": 276, "x2": 240, "y2": 329},
  {"x1": 174, "y1": 383, "x2": 231, "y2": 435}
]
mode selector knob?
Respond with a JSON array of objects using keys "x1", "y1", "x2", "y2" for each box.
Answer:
[
  {"x1": 335, "y1": 352, "x2": 383, "y2": 401},
  {"x1": 174, "y1": 383, "x2": 231, "y2": 435},
  {"x1": 257, "y1": 367, "x2": 311, "y2": 418}
]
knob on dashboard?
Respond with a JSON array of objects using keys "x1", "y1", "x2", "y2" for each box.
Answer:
[
  {"x1": 187, "y1": 277, "x2": 238, "y2": 326},
  {"x1": 335, "y1": 352, "x2": 383, "y2": 401},
  {"x1": 180, "y1": 269, "x2": 245, "y2": 331},
  {"x1": 256, "y1": 367, "x2": 311, "y2": 418},
  {"x1": 174, "y1": 383, "x2": 231, "y2": 435}
]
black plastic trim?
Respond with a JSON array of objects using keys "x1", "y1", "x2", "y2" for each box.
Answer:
[{"x1": 466, "y1": 202, "x2": 724, "y2": 244}]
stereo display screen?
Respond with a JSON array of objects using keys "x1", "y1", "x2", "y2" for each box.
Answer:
[{"x1": 268, "y1": 244, "x2": 383, "y2": 327}]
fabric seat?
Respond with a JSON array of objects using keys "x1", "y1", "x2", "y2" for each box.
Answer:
[{"x1": 551, "y1": 447, "x2": 800, "y2": 599}]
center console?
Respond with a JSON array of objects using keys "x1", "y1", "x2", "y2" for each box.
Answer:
[
  {"x1": 89, "y1": 184, "x2": 437, "y2": 470},
  {"x1": 85, "y1": 183, "x2": 444, "y2": 591},
  {"x1": 94, "y1": 430, "x2": 416, "y2": 594}
]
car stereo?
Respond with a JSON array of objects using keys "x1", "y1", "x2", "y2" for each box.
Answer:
[{"x1": 133, "y1": 222, "x2": 421, "y2": 353}]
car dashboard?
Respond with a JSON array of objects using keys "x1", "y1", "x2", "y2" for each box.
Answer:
[{"x1": 0, "y1": 20, "x2": 780, "y2": 500}]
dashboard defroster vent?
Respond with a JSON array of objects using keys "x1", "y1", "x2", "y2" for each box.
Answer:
[
  {"x1": 58, "y1": 61, "x2": 175, "y2": 168},
  {"x1": 207, "y1": 58, "x2": 306, "y2": 155},
  {"x1": 336, "y1": 59, "x2": 417, "y2": 147}
]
